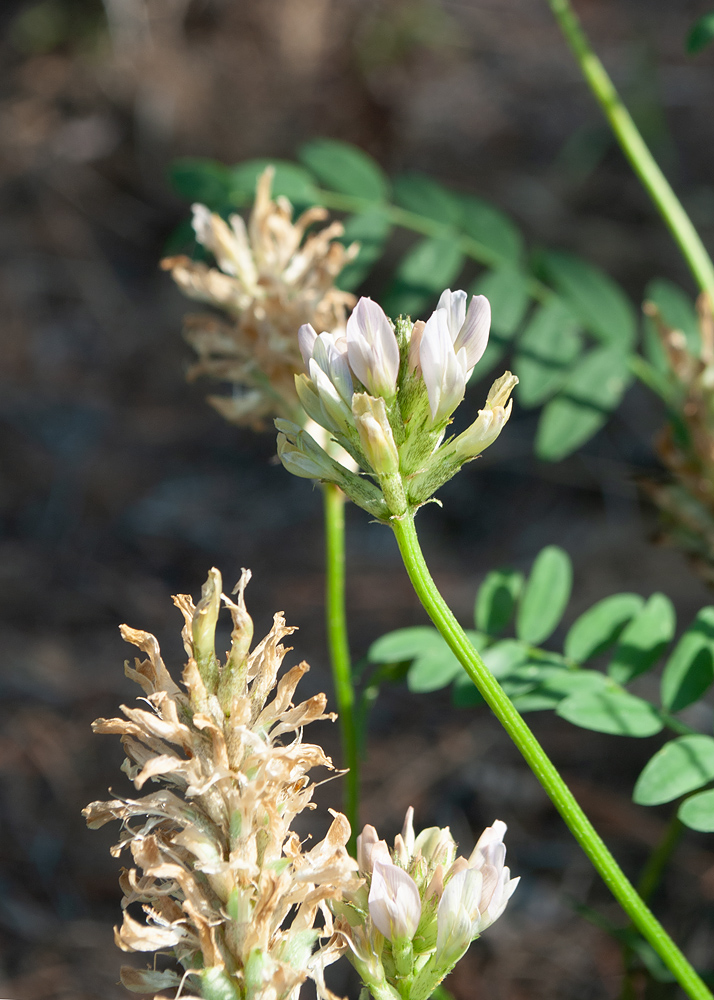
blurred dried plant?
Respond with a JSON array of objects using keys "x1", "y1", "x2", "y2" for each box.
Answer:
[
  {"x1": 83, "y1": 567, "x2": 357, "y2": 1000},
  {"x1": 162, "y1": 168, "x2": 358, "y2": 427},
  {"x1": 641, "y1": 295, "x2": 714, "y2": 582}
]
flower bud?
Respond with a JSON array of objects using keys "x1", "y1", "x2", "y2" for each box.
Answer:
[
  {"x1": 453, "y1": 293, "x2": 490, "y2": 369},
  {"x1": 347, "y1": 297, "x2": 400, "y2": 399},
  {"x1": 369, "y1": 858, "x2": 422, "y2": 943},
  {"x1": 452, "y1": 372, "x2": 518, "y2": 462},
  {"x1": 356, "y1": 825, "x2": 390, "y2": 874},
  {"x1": 352, "y1": 394, "x2": 400, "y2": 476}
]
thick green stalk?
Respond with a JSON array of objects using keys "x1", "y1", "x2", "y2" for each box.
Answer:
[
  {"x1": 323, "y1": 483, "x2": 359, "y2": 851},
  {"x1": 547, "y1": 0, "x2": 714, "y2": 302},
  {"x1": 390, "y1": 511, "x2": 711, "y2": 1000}
]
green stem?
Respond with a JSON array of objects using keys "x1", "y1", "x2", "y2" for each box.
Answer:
[
  {"x1": 323, "y1": 483, "x2": 359, "y2": 852},
  {"x1": 390, "y1": 510, "x2": 711, "y2": 1000},
  {"x1": 547, "y1": 0, "x2": 714, "y2": 302}
]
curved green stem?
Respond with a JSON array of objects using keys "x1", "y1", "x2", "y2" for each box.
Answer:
[
  {"x1": 547, "y1": 0, "x2": 714, "y2": 302},
  {"x1": 323, "y1": 483, "x2": 359, "y2": 852},
  {"x1": 390, "y1": 510, "x2": 711, "y2": 1000}
]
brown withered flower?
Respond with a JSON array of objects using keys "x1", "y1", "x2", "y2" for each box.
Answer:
[
  {"x1": 641, "y1": 294, "x2": 714, "y2": 581},
  {"x1": 161, "y1": 168, "x2": 358, "y2": 427},
  {"x1": 83, "y1": 567, "x2": 358, "y2": 1000}
]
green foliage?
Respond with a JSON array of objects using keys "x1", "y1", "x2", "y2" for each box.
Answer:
[
  {"x1": 686, "y1": 11, "x2": 714, "y2": 54},
  {"x1": 644, "y1": 278, "x2": 700, "y2": 355},
  {"x1": 168, "y1": 141, "x2": 646, "y2": 460},
  {"x1": 608, "y1": 593, "x2": 676, "y2": 684},
  {"x1": 556, "y1": 689, "x2": 663, "y2": 738},
  {"x1": 297, "y1": 138, "x2": 390, "y2": 201},
  {"x1": 513, "y1": 300, "x2": 581, "y2": 408},
  {"x1": 564, "y1": 594, "x2": 643, "y2": 662},
  {"x1": 537, "y1": 251, "x2": 637, "y2": 348},
  {"x1": 661, "y1": 607, "x2": 714, "y2": 712},
  {"x1": 679, "y1": 789, "x2": 714, "y2": 831},
  {"x1": 516, "y1": 546, "x2": 572, "y2": 644},
  {"x1": 367, "y1": 545, "x2": 714, "y2": 833},
  {"x1": 535, "y1": 347, "x2": 633, "y2": 461},
  {"x1": 634, "y1": 736, "x2": 714, "y2": 805},
  {"x1": 475, "y1": 569, "x2": 524, "y2": 634},
  {"x1": 383, "y1": 238, "x2": 464, "y2": 318}
]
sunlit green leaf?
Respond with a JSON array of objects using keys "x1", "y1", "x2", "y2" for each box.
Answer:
[
  {"x1": 661, "y1": 607, "x2": 714, "y2": 712},
  {"x1": 608, "y1": 593, "x2": 676, "y2": 684},
  {"x1": 686, "y1": 12, "x2": 714, "y2": 54},
  {"x1": 481, "y1": 640, "x2": 529, "y2": 678},
  {"x1": 169, "y1": 158, "x2": 232, "y2": 209},
  {"x1": 392, "y1": 173, "x2": 459, "y2": 225},
  {"x1": 459, "y1": 195, "x2": 524, "y2": 264},
  {"x1": 229, "y1": 159, "x2": 319, "y2": 206},
  {"x1": 564, "y1": 594, "x2": 644, "y2": 663},
  {"x1": 516, "y1": 546, "x2": 573, "y2": 645},
  {"x1": 383, "y1": 238, "x2": 464, "y2": 318},
  {"x1": 557, "y1": 689, "x2": 663, "y2": 737},
  {"x1": 539, "y1": 251, "x2": 636, "y2": 348},
  {"x1": 298, "y1": 138, "x2": 389, "y2": 201},
  {"x1": 634, "y1": 735, "x2": 714, "y2": 806},
  {"x1": 472, "y1": 264, "x2": 530, "y2": 337},
  {"x1": 513, "y1": 299, "x2": 582, "y2": 408},
  {"x1": 475, "y1": 568, "x2": 524, "y2": 634},
  {"x1": 535, "y1": 347, "x2": 633, "y2": 461},
  {"x1": 536, "y1": 667, "x2": 609, "y2": 696}
]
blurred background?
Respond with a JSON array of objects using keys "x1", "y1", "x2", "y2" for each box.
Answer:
[{"x1": 2, "y1": 0, "x2": 714, "y2": 998}]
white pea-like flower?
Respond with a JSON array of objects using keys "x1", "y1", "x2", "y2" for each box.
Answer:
[
  {"x1": 368, "y1": 857, "x2": 422, "y2": 942},
  {"x1": 420, "y1": 290, "x2": 491, "y2": 423},
  {"x1": 452, "y1": 371, "x2": 518, "y2": 461},
  {"x1": 352, "y1": 393, "x2": 400, "y2": 476},
  {"x1": 346, "y1": 297, "x2": 401, "y2": 399}
]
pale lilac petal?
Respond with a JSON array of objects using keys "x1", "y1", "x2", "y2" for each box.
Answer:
[
  {"x1": 454, "y1": 294, "x2": 491, "y2": 371},
  {"x1": 369, "y1": 858, "x2": 421, "y2": 941},
  {"x1": 437, "y1": 288, "x2": 468, "y2": 340},
  {"x1": 420, "y1": 309, "x2": 466, "y2": 422},
  {"x1": 298, "y1": 323, "x2": 318, "y2": 368},
  {"x1": 346, "y1": 297, "x2": 400, "y2": 398}
]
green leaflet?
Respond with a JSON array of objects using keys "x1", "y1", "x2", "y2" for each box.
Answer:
[
  {"x1": 538, "y1": 250, "x2": 637, "y2": 348},
  {"x1": 661, "y1": 607, "x2": 714, "y2": 712},
  {"x1": 608, "y1": 593, "x2": 676, "y2": 684},
  {"x1": 298, "y1": 138, "x2": 390, "y2": 201},
  {"x1": 556, "y1": 688, "x2": 663, "y2": 737},
  {"x1": 535, "y1": 347, "x2": 633, "y2": 462},
  {"x1": 513, "y1": 299, "x2": 582, "y2": 409},
  {"x1": 516, "y1": 545, "x2": 573, "y2": 645},
  {"x1": 634, "y1": 735, "x2": 714, "y2": 805},
  {"x1": 474, "y1": 568, "x2": 524, "y2": 634},
  {"x1": 564, "y1": 593, "x2": 644, "y2": 663}
]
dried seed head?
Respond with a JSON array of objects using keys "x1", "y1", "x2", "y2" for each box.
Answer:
[
  {"x1": 84, "y1": 568, "x2": 358, "y2": 1000},
  {"x1": 162, "y1": 167, "x2": 358, "y2": 427}
]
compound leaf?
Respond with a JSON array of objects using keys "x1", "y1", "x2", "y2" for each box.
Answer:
[
  {"x1": 298, "y1": 138, "x2": 389, "y2": 201},
  {"x1": 608, "y1": 593, "x2": 676, "y2": 684},
  {"x1": 514, "y1": 299, "x2": 582, "y2": 408},
  {"x1": 557, "y1": 688, "x2": 663, "y2": 737},
  {"x1": 475, "y1": 568, "x2": 524, "y2": 634},
  {"x1": 661, "y1": 607, "x2": 714, "y2": 712}
]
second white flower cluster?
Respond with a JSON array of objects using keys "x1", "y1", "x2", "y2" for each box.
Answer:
[
  {"x1": 336, "y1": 809, "x2": 519, "y2": 1000},
  {"x1": 276, "y1": 290, "x2": 518, "y2": 518}
]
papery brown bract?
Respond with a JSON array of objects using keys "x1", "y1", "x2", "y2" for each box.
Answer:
[
  {"x1": 84, "y1": 567, "x2": 358, "y2": 1000},
  {"x1": 161, "y1": 168, "x2": 358, "y2": 427}
]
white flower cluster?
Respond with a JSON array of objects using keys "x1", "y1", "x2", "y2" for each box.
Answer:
[
  {"x1": 335, "y1": 809, "x2": 519, "y2": 1000},
  {"x1": 277, "y1": 290, "x2": 518, "y2": 518}
]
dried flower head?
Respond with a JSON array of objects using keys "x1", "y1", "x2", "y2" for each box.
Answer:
[
  {"x1": 640, "y1": 294, "x2": 714, "y2": 581},
  {"x1": 335, "y1": 809, "x2": 518, "y2": 1000},
  {"x1": 162, "y1": 168, "x2": 359, "y2": 427},
  {"x1": 83, "y1": 567, "x2": 357, "y2": 1000}
]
